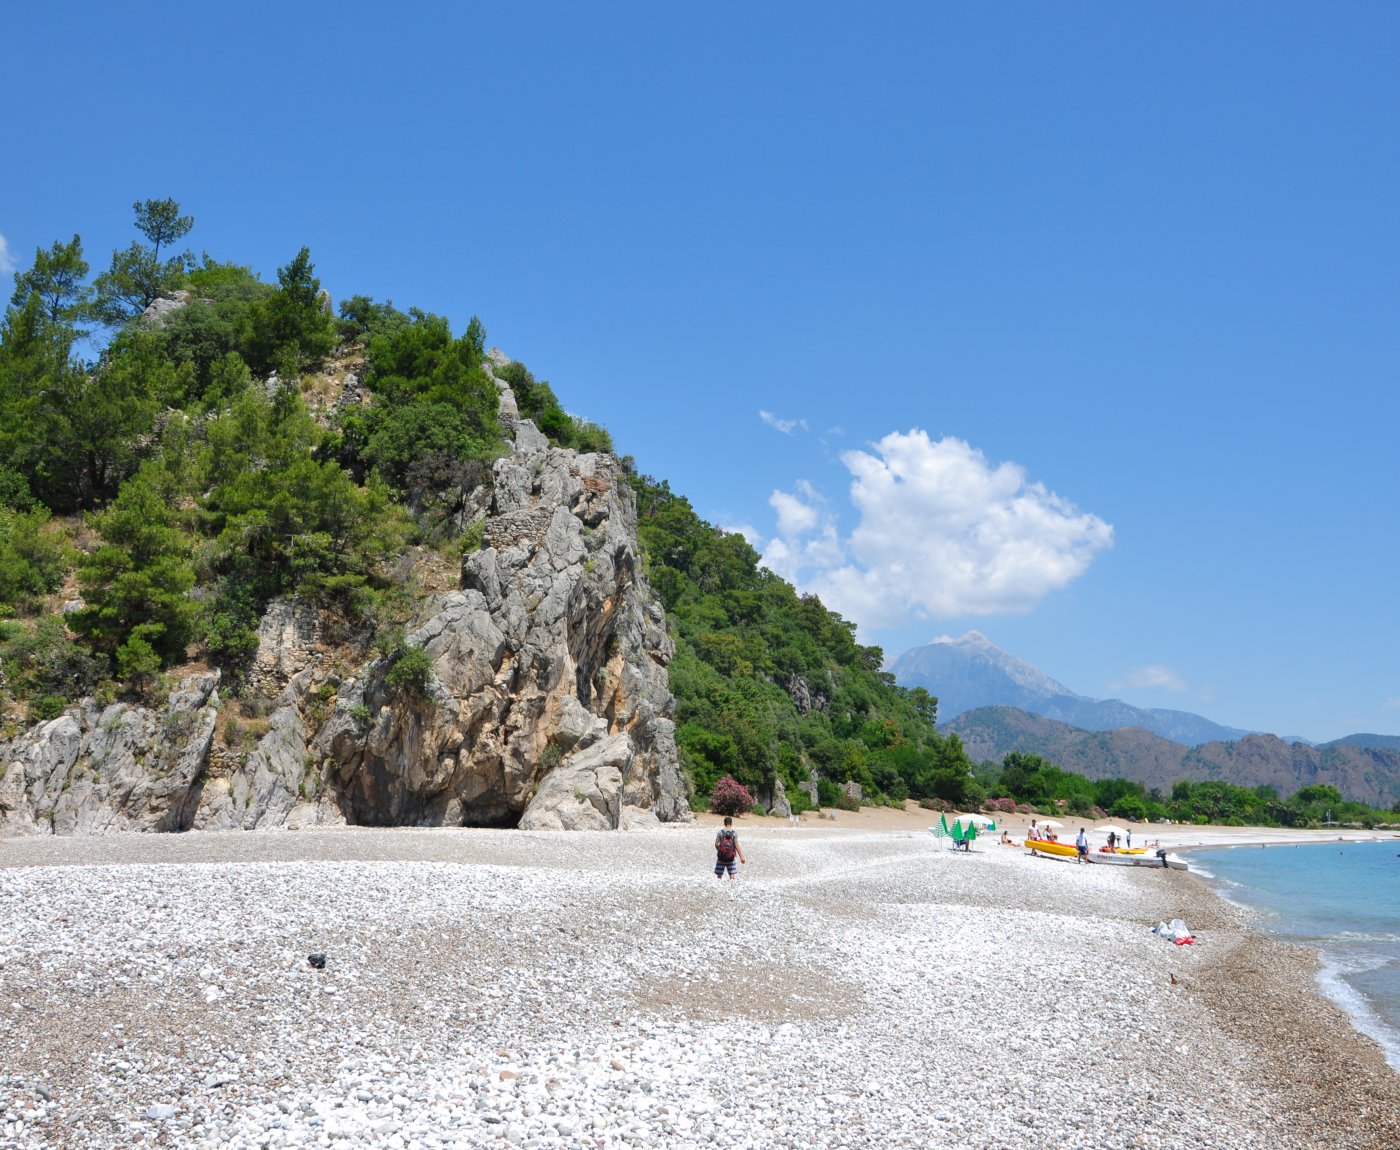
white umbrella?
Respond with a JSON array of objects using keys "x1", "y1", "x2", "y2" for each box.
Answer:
[
  {"x1": 1038, "y1": 818, "x2": 1063, "y2": 829},
  {"x1": 954, "y1": 813, "x2": 996, "y2": 828},
  {"x1": 1095, "y1": 824, "x2": 1129, "y2": 836}
]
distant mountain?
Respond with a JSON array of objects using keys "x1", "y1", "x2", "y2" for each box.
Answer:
[
  {"x1": 889, "y1": 631, "x2": 1254, "y2": 746},
  {"x1": 945, "y1": 706, "x2": 1400, "y2": 807},
  {"x1": 1327, "y1": 733, "x2": 1400, "y2": 752}
]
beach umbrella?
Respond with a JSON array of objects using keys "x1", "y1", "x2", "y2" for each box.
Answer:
[
  {"x1": 954, "y1": 813, "x2": 996, "y2": 828},
  {"x1": 1039, "y1": 818, "x2": 1063, "y2": 829},
  {"x1": 1095, "y1": 824, "x2": 1129, "y2": 836}
]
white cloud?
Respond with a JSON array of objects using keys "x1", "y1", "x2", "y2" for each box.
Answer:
[
  {"x1": 759, "y1": 410, "x2": 809, "y2": 435},
  {"x1": 0, "y1": 234, "x2": 15, "y2": 277},
  {"x1": 769, "y1": 489, "x2": 821, "y2": 537},
  {"x1": 1122, "y1": 665, "x2": 1187, "y2": 692},
  {"x1": 761, "y1": 430, "x2": 1113, "y2": 629},
  {"x1": 721, "y1": 522, "x2": 763, "y2": 547}
]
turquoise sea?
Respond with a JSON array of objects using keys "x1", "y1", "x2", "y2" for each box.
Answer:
[{"x1": 1188, "y1": 839, "x2": 1400, "y2": 1072}]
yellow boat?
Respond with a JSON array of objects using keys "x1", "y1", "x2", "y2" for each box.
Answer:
[{"x1": 1025, "y1": 837, "x2": 1079, "y2": 860}]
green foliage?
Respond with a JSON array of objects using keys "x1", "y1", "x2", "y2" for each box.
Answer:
[
  {"x1": 0, "y1": 616, "x2": 107, "y2": 705},
  {"x1": 240, "y1": 247, "x2": 337, "y2": 376},
  {"x1": 981, "y1": 750, "x2": 1390, "y2": 828},
  {"x1": 496, "y1": 359, "x2": 613, "y2": 453},
  {"x1": 360, "y1": 309, "x2": 495, "y2": 412},
  {"x1": 152, "y1": 264, "x2": 270, "y2": 404},
  {"x1": 199, "y1": 585, "x2": 260, "y2": 674},
  {"x1": 91, "y1": 199, "x2": 195, "y2": 324},
  {"x1": 9, "y1": 234, "x2": 91, "y2": 338},
  {"x1": 384, "y1": 643, "x2": 433, "y2": 695},
  {"x1": 0, "y1": 314, "x2": 169, "y2": 511},
  {"x1": 334, "y1": 309, "x2": 505, "y2": 537},
  {"x1": 459, "y1": 519, "x2": 486, "y2": 555},
  {"x1": 197, "y1": 387, "x2": 404, "y2": 616},
  {"x1": 0, "y1": 467, "x2": 36, "y2": 511},
  {"x1": 336, "y1": 295, "x2": 409, "y2": 343},
  {"x1": 0, "y1": 507, "x2": 69, "y2": 612},
  {"x1": 361, "y1": 402, "x2": 496, "y2": 493},
  {"x1": 0, "y1": 199, "x2": 478, "y2": 704},
  {"x1": 73, "y1": 466, "x2": 197, "y2": 667}
]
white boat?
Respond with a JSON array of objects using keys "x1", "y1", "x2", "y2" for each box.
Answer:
[{"x1": 1086, "y1": 848, "x2": 1188, "y2": 871}]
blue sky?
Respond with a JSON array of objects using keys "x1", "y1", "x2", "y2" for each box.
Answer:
[{"x1": 4, "y1": 3, "x2": 1397, "y2": 742}]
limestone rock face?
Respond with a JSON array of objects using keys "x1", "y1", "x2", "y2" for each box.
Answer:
[
  {"x1": 0, "y1": 674, "x2": 220, "y2": 836},
  {"x1": 138, "y1": 290, "x2": 193, "y2": 327},
  {"x1": 313, "y1": 424, "x2": 689, "y2": 830},
  {"x1": 0, "y1": 356, "x2": 689, "y2": 836}
]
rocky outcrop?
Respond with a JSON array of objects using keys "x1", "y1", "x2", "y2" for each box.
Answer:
[
  {"x1": 0, "y1": 674, "x2": 219, "y2": 835},
  {"x1": 312, "y1": 400, "x2": 688, "y2": 830},
  {"x1": 0, "y1": 351, "x2": 690, "y2": 835},
  {"x1": 138, "y1": 290, "x2": 194, "y2": 327}
]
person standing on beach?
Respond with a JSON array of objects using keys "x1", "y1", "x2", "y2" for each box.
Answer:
[
  {"x1": 715, "y1": 816, "x2": 745, "y2": 879},
  {"x1": 1076, "y1": 826, "x2": 1089, "y2": 864}
]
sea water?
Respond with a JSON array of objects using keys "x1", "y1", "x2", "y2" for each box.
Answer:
[{"x1": 1189, "y1": 839, "x2": 1400, "y2": 1071}]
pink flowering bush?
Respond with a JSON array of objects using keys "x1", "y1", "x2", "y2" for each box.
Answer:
[
  {"x1": 709, "y1": 775, "x2": 756, "y2": 817},
  {"x1": 985, "y1": 797, "x2": 1017, "y2": 814}
]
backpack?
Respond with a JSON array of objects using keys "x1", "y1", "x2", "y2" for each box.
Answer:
[{"x1": 716, "y1": 829, "x2": 737, "y2": 862}]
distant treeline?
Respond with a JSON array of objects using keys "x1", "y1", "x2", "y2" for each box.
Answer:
[{"x1": 974, "y1": 751, "x2": 1399, "y2": 828}]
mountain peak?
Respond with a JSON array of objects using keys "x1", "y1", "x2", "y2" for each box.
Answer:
[
  {"x1": 890, "y1": 633, "x2": 1079, "y2": 717},
  {"x1": 890, "y1": 636, "x2": 1253, "y2": 747},
  {"x1": 933, "y1": 630, "x2": 994, "y2": 649}
]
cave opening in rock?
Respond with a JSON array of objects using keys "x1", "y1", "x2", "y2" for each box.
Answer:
[{"x1": 460, "y1": 809, "x2": 522, "y2": 830}]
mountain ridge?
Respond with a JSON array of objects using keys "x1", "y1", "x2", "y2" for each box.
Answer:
[
  {"x1": 890, "y1": 632, "x2": 1262, "y2": 746},
  {"x1": 945, "y1": 705, "x2": 1400, "y2": 807}
]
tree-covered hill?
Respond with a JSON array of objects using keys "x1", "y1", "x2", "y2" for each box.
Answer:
[
  {"x1": 626, "y1": 473, "x2": 975, "y2": 809},
  {"x1": 947, "y1": 705, "x2": 1400, "y2": 810},
  {"x1": 0, "y1": 199, "x2": 974, "y2": 812}
]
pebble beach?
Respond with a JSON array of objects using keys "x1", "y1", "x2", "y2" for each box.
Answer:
[{"x1": 3, "y1": 816, "x2": 1399, "y2": 1150}]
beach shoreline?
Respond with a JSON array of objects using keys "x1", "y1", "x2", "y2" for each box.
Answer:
[{"x1": 3, "y1": 813, "x2": 1399, "y2": 1148}]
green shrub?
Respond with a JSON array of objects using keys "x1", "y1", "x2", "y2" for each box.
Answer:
[
  {"x1": 0, "y1": 616, "x2": 107, "y2": 703},
  {"x1": 459, "y1": 519, "x2": 487, "y2": 555},
  {"x1": 31, "y1": 695, "x2": 67, "y2": 720},
  {"x1": 0, "y1": 507, "x2": 70, "y2": 612},
  {"x1": 384, "y1": 644, "x2": 433, "y2": 695}
]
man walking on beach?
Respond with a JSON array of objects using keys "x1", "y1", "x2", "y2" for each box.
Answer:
[
  {"x1": 1076, "y1": 826, "x2": 1089, "y2": 864},
  {"x1": 715, "y1": 816, "x2": 745, "y2": 880}
]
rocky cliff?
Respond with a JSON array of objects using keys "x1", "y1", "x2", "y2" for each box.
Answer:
[{"x1": 0, "y1": 354, "x2": 690, "y2": 835}]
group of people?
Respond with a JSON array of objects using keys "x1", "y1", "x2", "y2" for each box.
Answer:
[
  {"x1": 715, "y1": 813, "x2": 1161, "y2": 875},
  {"x1": 1017, "y1": 818, "x2": 1155, "y2": 861}
]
